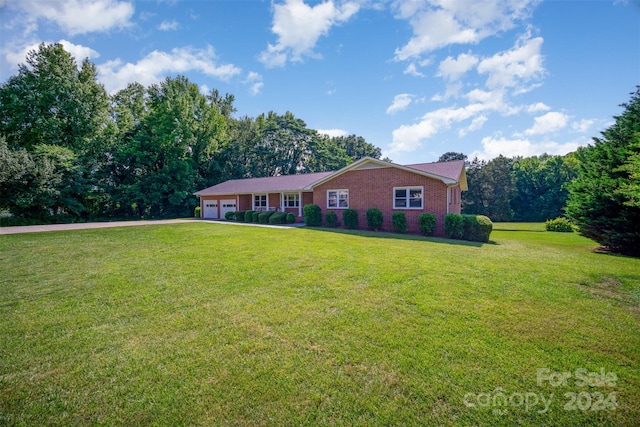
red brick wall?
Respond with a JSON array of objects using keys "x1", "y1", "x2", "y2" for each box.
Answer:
[{"x1": 313, "y1": 167, "x2": 451, "y2": 235}]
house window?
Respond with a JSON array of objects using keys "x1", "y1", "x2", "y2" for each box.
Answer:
[
  {"x1": 394, "y1": 186, "x2": 423, "y2": 209},
  {"x1": 254, "y1": 194, "x2": 267, "y2": 210},
  {"x1": 327, "y1": 190, "x2": 349, "y2": 209},
  {"x1": 283, "y1": 193, "x2": 300, "y2": 208}
]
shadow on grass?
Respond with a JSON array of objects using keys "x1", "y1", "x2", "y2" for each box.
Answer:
[{"x1": 303, "y1": 226, "x2": 495, "y2": 248}]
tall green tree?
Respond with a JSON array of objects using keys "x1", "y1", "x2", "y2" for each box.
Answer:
[
  {"x1": 438, "y1": 152, "x2": 468, "y2": 163},
  {"x1": 0, "y1": 43, "x2": 110, "y2": 219},
  {"x1": 566, "y1": 88, "x2": 640, "y2": 255},
  {"x1": 115, "y1": 76, "x2": 226, "y2": 218}
]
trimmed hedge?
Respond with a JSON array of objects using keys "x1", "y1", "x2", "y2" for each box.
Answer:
[
  {"x1": 224, "y1": 211, "x2": 235, "y2": 221},
  {"x1": 462, "y1": 214, "x2": 493, "y2": 242},
  {"x1": 269, "y1": 212, "x2": 288, "y2": 224},
  {"x1": 252, "y1": 211, "x2": 260, "y2": 223},
  {"x1": 244, "y1": 210, "x2": 255, "y2": 223},
  {"x1": 194, "y1": 206, "x2": 201, "y2": 218},
  {"x1": 392, "y1": 212, "x2": 407, "y2": 234},
  {"x1": 235, "y1": 211, "x2": 245, "y2": 222},
  {"x1": 444, "y1": 213, "x2": 465, "y2": 239},
  {"x1": 285, "y1": 213, "x2": 296, "y2": 224},
  {"x1": 325, "y1": 211, "x2": 338, "y2": 228},
  {"x1": 419, "y1": 213, "x2": 436, "y2": 235},
  {"x1": 546, "y1": 217, "x2": 574, "y2": 232},
  {"x1": 343, "y1": 209, "x2": 358, "y2": 229},
  {"x1": 303, "y1": 204, "x2": 322, "y2": 226},
  {"x1": 258, "y1": 211, "x2": 275, "y2": 224},
  {"x1": 366, "y1": 208, "x2": 383, "y2": 231}
]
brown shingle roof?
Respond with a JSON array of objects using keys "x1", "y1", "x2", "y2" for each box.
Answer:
[
  {"x1": 405, "y1": 160, "x2": 465, "y2": 181},
  {"x1": 194, "y1": 171, "x2": 333, "y2": 196},
  {"x1": 195, "y1": 158, "x2": 467, "y2": 196}
]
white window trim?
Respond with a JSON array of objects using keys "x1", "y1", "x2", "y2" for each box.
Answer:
[
  {"x1": 253, "y1": 193, "x2": 268, "y2": 211},
  {"x1": 283, "y1": 193, "x2": 300, "y2": 208},
  {"x1": 327, "y1": 189, "x2": 349, "y2": 209},
  {"x1": 393, "y1": 186, "x2": 424, "y2": 209}
]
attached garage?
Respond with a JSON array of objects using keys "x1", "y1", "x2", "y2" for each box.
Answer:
[
  {"x1": 203, "y1": 201, "x2": 218, "y2": 219},
  {"x1": 220, "y1": 199, "x2": 236, "y2": 218}
]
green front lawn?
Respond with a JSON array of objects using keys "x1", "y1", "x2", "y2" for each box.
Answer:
[{"x1": 1, "y1": 223, "x2": 638, "y2": 426}]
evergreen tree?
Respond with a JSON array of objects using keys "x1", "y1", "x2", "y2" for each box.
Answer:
[{"x1": 566, "y1": 88, "x2": 640, "y2": 255}]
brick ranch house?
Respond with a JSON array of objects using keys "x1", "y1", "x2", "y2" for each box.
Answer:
[{"x1": 194, "y1": 157, "x2": 467, "y2": 236}]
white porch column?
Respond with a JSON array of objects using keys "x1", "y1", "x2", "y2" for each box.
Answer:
[{"x1": 298, "y1": 191, "x2": 302, "y2": 217}]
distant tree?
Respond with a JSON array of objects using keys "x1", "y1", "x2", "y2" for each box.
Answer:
[
  {"x1": 438, "y1": 152, "x2": 468, "y2": 163},
  {"x1": 511, "y1": 154, "x2": 579, "y2": 221},
  {"x1": 332, "y1": 134, "x2": 382, "y2": 160},
  {"x1": 306, "y1": 133, "x2": 352, "y2": 172},
  {"x1": 462, "y1": 155, "x2": 515, "y2": 221},
  {"x1": 566, "y1": 88, "x2": 640, "y2": 255}
]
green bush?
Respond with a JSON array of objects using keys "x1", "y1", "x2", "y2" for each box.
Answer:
[
  {"x1": 546, "y1": 217, "x2": 574, "y2": 232},
  {"x1": 444, "y1": 213, "x2": 465, "y2": 239},
  {"x1": 258, "y1": 211, "x2": 275, "y2": 224},
  {"x1": 252, "y1": 211, "x2": 260, "y2": 223},
  {"x1": 366, "y1": 208, "x2": 383, "y2": 231},
  {"x1": 224, "y1": 211, "x2": 235, "y2": 221},
  {"x1": 244, "y1": 210, "x2": 255, "y2": 222},
  {"x1": 419, "y1": 213, "x2": 436, "y2": 235},
  {"x1": 325, "y1": 211, "x2": 338, "y2": 228},
  {"x1": 285, "y1": 213, "x2": 296, "y2": 224},
  {"x1": 303, "y1": 204, "x2": 322, "y2": 226},
  {"x1": 235, "y1": 211, "x2": 245, "y2": 222},
  {"x1": 269, "y1": 212, "x2": 288, "y2": 224},
  {"x1": 343, "y1": 209, "x2": 358, "y2": 229},
  {"x1": 392, "y1": 212, "x2": 407, "y2": 234},
  {"x1": 194, "y1": 206, "x2": 201, "y2": 218},
  {"x1": 462, "y1": 214, "x2": 493, "y2": 242}
]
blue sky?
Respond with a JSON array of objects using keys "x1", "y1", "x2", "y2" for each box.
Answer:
[{"x1": 1, "y1": 0, "x2": 638, "y2": 164}]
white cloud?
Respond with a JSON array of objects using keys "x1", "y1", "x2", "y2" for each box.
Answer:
[
  {"x1": 526, "y1": 102, "x2": 551, "y2": 113},
  {"x1": 245, "y1": 71, "x2": 264, "y2": 95},
  {"x1": 393, "y1": 0, "x2": 539, "y2": 61},
  {"x1": 259, "y1": 0, "x2": 359, "y2": 67},
  {"x1": 471, "y1": 134, "x2": 583, "y2": 160},
  {"x1": 97, "y1": 46, "x2": 241, "y2": 93},
  {"x1": 524, "y1": 111, "x2": 569, "y2": 135},
  {"x1": 386, "y1": 93, "x2": 414, "y2": 114},
  {"x1": 572, "y1": 118, "x2": 595, "y2": 133},
  {"x1": 15, "y1": 0, "x2": 134, "y2": 35},
  {"x1": 437, "y1": 52, "x2": 479, "y2": 80},
  {"x1": 317, "y1": 128, "x2": 348, "y2": 138},
  {"x1": 158, "y1": 20, "x2": 179, "y2": 31},
  {"x1": 390, "y1": 103, "x2": 488, "y2": 153},
  {"x1": 404, "y1": 63, "x2": 424, "y2": 77},
  {"x1": 459, "y1": 115, "x2": 488, "y2": 137},
  {"x1": 477, "y1": 32, "x2": 545, "y2": 91}
]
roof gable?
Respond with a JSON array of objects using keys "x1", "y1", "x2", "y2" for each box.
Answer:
[{"x1": 308, "y1": 157, "x2": 466, "y2": 190}]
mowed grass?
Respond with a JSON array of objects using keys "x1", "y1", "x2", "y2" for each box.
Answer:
[{"x1": 1, "y1": 222, "x2": 639, "y2": 426}]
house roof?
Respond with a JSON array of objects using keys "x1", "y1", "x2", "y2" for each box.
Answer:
[
  {"x1": 194, "y1": 157, "x2": 467, "y2": 196},
  {"x1": 194, "y1": 171, "x2": 333, "y2": 196},
  {"x1": 307, "y1": 157, "x2": 468, "y2": 191}
]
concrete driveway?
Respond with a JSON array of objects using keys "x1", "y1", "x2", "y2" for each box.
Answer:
[{"x1": 0, "y1": 219, "x2": 202, "y2": 235}]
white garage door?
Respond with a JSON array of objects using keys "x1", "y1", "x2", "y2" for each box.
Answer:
[
  {"x1": 203, "y1": 201, "x2": 218, "y2": 219},
  {"x1": 220, "y1": 199, "x2": 237, "y2": 218}
]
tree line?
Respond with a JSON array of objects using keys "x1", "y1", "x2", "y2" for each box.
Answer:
[
  {"x1": 438, "y1": 151, "x2": 580, "y2": 223},
  {"x1": 0, "y1": 43, "x2": 381, "y2": 221}
]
